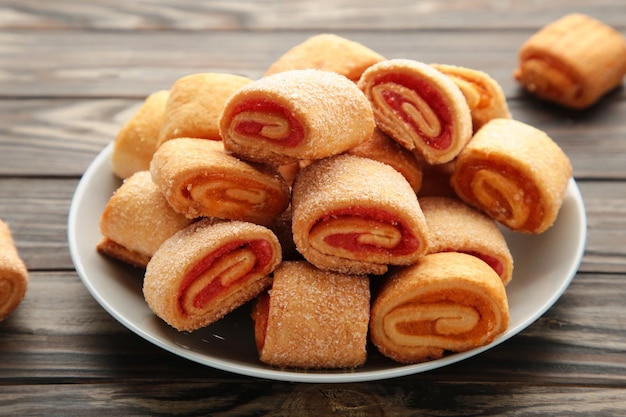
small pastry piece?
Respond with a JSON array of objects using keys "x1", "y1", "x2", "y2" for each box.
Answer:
[
  {"x1": 419, "y1": 196, "x2": 513, "y2": 285},
  {"x1": 358, "y1": 59, "x2": 472, "y2": 164},
  {"x1": 158, "y1": 73, "x2": 253, "y2": 145},
  {"x1": 150, "y1": 138, "x2": 290, "y2": 226},
  {"x1": 143, "y1": 219, "x2": 282, "y2": 332},
  {"x1": 264, "y1": 33, "x2": 385, "y2": 82},
  {"x1": 370, "y1": 252, "x2": 509, "y2": 364},
  {"x1": 251, "y1": 260, "x2": 370, "y2": 369},
  {"x1": 97, "y1": 171, "x2": 193, "y2": 268},
  {"x1": 347, "y1": 128, "x2": 423, "y2": 193},
  {"x1": 219, "y1": 69, "x2": 375, "y2": 165},
  {"x1": 451, "y1": 118, "x2": 572, "y2": 234},
  {"x1": 415, "y1": 158, "x2": 457, "y2": 198},
  {"x1": 432, "y1": 64, "x2": 511, "y2": 131},
  {"x1": 292, "y1": 154, "x2": 429, "y2": 275},
  {"x1": 0, "y1": 219, "x2": 28, "y2": 321},
  {"x1": 514, "y1": 13, "x2": 626, "y2": 109},
  {"x1": 111, "y1": 90, "x2": 170, "y2": 179}
]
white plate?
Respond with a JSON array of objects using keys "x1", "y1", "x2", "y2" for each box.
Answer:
[{"x1": 68, "y1": 143, "x2": 587, "y2": 383}]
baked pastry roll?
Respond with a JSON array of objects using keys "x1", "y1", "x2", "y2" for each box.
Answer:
[
  {"x1": 451, "y1": 118, "x2": 572, "y2": 234},
  {"x1": 111, "y1": 90, "x2": 170, "y2": 179},
  {"x1": 370, "y1": 252, "x2": 509, "y2": 364},
  {"x1": 0, "y1": 219, "x2": 28, "y2": 321},
  {"x1": 251, "y1": 260, "x2": 370, "y2": 369},
  {"x1": 347, "y1": 127, "x2": 423, "y2": 193},
  {"x1": 416, "y1": 159, "x2": 457, "y2": 198},
  {"x1": 219, "y1": 69, "x2": 375, "y2": 165},
  {"x1": 143, "y1": 219, "x2": 282, "y2": 332},
  {"x1": 292, "y1": 154, "x2": 429, "y2": 275},
  {"x1": 419, "y1": 196, "x2": 513, "y2": 285},
  {"x1": 264, "y1": 33, "x2": 385, "y2": 82},
  {"x1": 514, "y1": 13, "x2": 626, "y2": 109},
  {"x1": 97, "y1": 171, "x2": 193, "y2": 268},
  {"x1": 432, "y1": 64, "x2": 511, "y2": 131},
  {"x1": 158, "y1": 73, "x2": 252, "y2": 145},
  {"x1": 358, "y1": 59, "x2": 472, "y2": 164},
  {"x1": 150, "y1": 138, "x2": 290, "y2": 226}
]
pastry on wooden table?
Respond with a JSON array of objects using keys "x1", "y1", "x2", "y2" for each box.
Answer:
[
  {"x1": 143, "y1": 219, "x2": 282, "y2": 332},
  {"x1": 450, "y1": 118, "x2": 572, "y2": 234},
  {"x1": 370, "y1": 252, "x2": 509, "y2": 364},
  {"x1": 251, "y1": 260, "x2": 370, "y2": 369},
  {"x1": 0, "y1": 219, "x2": 28, "y2": 321}
]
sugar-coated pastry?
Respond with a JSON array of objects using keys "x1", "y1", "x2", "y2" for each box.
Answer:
[
  {"x1": 358, "y1": 59, "x2": 472, "y2": 164},
  {"x1": 111, "y1": 90, "x2": 170, "y2": 179},
  {"x1": 419, "y1": 196, "x2": 513, "y2": 285},
  {"x1": 0, "y1": 219, "x2": 28, "y2": 321},
  {"x1": 432, "y1": 64, "x2": 511, "y2": 131},
  {"x1": 150, "y1": 138, "x2": 290, "y2": 226},
  {"x1": 219, "y1": 69, "x2": 375, "y2": 165},
  {"x1": 264, "y1": 33, "x2": 385, "y2": 82},
  {"x1": 370, "y1": 252, "x2": 509, "y2": 364},
  {"x1": 451, "y1": 118, "x2": 572, "y2": 234},
  {"x1": 158, "y1": 73, "x2": 253, "y2": 145},
  {"x1": 97, "y1": 171, "x2": 193, "y2": 268},
  {"x1": 292, "y1": 154, "x2": 429, "y2": 275},
  {"x1": 251, "y1": 260, "x2": 370, "y2": 369},
  {"x1": 143, "y1": 219, "x2": 282, "y2": 332},
  {"x1": 514, "y1": 13, "x2": 626, "y2": 109},
  {"x1": 347, "y1": 127, "x2": 423, "y2": 193}
]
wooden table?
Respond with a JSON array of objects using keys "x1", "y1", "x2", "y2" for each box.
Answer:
[{"x1": 1, "y1": 1, "x2": 625, "y2": 415}]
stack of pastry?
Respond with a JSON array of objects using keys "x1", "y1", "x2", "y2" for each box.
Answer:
[{"x1": 95, "y1": 28, "x2": 584, "y2": 369}]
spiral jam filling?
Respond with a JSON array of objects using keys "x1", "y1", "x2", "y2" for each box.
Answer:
[
  {"x1": 309, "y1": 207, "x2": 419, "y2": 259},
  {"x1": 455, "y1": 161, "x2": 544, "y2": 231},
  {"x1": 371, "y1": 74, "x2": 453, "y2": 151},
  {"x1": 177, "y1": 239, "x2": 273, "y2": 316},
  {"x1": 230, "y1": 99, "x2": 304, "y2": 147}
]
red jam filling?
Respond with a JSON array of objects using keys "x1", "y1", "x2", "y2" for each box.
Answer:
[
  {"x1": 231, "y1": 99, "x2": 304, "y2": 147},
  {"x1": 316, "y1": 207, "x2": 420, "y2": 256},
  {"x1": 177, "y1": 239, "x2": 273, "y2": 312},
  {"x1": 375, "y1": 73, "x2": 453, "y2": 150}
]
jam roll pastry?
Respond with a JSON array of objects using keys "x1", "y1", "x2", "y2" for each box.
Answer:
[
  {"x1": 292, "y1": 154, "x2": 429, "y2": 276},
  {"x1": 370, "y1": 252, "x2": 509, "y2": 364},
  {"x1": 514, "y1": 13, "x2": 626, "y2": 110},
  {"x1": 219, "y1": 69, "x2": 376, "y2": 166},
  {"x1": 111, "y1": 90, "x2": 169, "y2": 179},
  {"x1": 158, "y1": 73, "x2": 252, "y2": 145},
  {"x1": 431, "y1": 64, "x2": 511, "y2": 132},
  {"x1": 419, "y1": 196, "x2": 513, "y2": 285},
  {"x1": 264, "y1": 33, "x2": 385, "y2": 82},
  {"x1": 143, "y1": 219, "x2": 282, "y2": 332},
  {"x1": 451, "y1": 118, "x2": 572, "y2": 234},
  {"x1": 251, "y1": 261, "x2": 370, "y2": 369},
  {"x1": 150, "y1": 138, "x2": 290, "y2": 226},
  {"x1": 0, "y1": 219, "x2": 28, "y2": 321},
  {"x1": 97, "y1": 171, "x2": 193, "y2": 268},
  {"x1": 358, "y1": 59, "x2": 472, "y2": 165}
]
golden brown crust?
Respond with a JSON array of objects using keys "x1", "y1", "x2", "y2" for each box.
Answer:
[
  {"x1": 264, "y1": 34, "x2": 385, "y2": 82},
  {"x1": 432, "y1": 64, "x2": 511, "y2": 132},
  {"x1": 450, "y1": 118, "x2": 572, "y2": 234},
  {"x1": 143, "y1": 219, "x2": 282, "y2": 332},
  {"x1": 0, "y1": 219, "x2": 28, "y2": 321},
  {"x1": 150, "y1": 138, "x2": 290, "y2": 225},
  {"x1": 347, "y1": 127, "x2": 423, "y2": 193},
  {"x1": 158, "y1": 73, "x2": 253, "y2": 145},
  {"x1": 292, "y1": 154, "x2": 429, "y2": 275},
  {"x1": 358, "y1": 59, "x2": 472, "y2": 165},
  {"x1": 370, "y1": 252, "x2": 509, "y2": 364},
  {"x1": 98, "y1": 171, "x2": 193, "y2": 267},
  {"x1": 419, "y1": 196, "x2": 513, "y2": 285},
  {"x1": 252, "y1": 260, "x2": 370, "y2": 369},
  {"x1": 219, "y1": 69, "x2": 375, "y2": 165},
  {"x1": 111, "y1": 90, "x2": 170, "y2": 179},
  {"x1": 514, "y1": 13, "x2": 626, "y2": 109}
]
